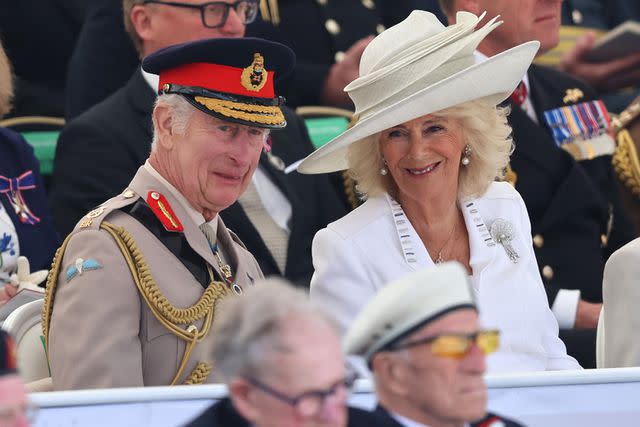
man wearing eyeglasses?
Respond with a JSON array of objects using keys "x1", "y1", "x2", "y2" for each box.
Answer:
[
  {"x1": 51, "y1": 0, "x2": 349, "y2": 288},
  {"x1": 344, "y1": 263, "x2": 524, "y2": 427},
  {"x1": 185, "y1": 278, "x2": 383, "y2": 427}
]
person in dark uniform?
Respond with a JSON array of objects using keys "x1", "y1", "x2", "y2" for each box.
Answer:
[
  {"x1": 440, "y1": 0, "x2": 636, "y2": 368},
  {"x1": 185, "y1": 279, "x2": 384, "y2": 427},
  {"x1": 0, "y1": 0, "x2": 85, "y2": 118},
  {"x1": 0, "y1": 40, "x2": 59, "y2": 303},
  {"x1": 558, "y1": 0, "x2": 640, "y2": 113},
  {"x1": 254, "y1": 0, "x2": 446, "y2": 108},
  {"x1": 345, "y1": 264, "x2": 525, "y2": 427},
  {"x1": 51, "y1": 0, "x2": 348, "y2": 288}
]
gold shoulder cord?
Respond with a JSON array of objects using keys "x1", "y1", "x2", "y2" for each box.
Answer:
[
  {"x1": 613, "y1": 129, "x2": 640, "y2": 197},
  {"x1": 42, "y1": 221, "x2": 231, "y2": 385}
]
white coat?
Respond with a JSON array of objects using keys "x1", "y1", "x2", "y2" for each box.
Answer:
[{"x1": 310, "y1": 182, "x2": 581, "y2": 373}]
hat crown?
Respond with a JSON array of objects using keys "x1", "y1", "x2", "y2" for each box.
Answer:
[{"x1": 346, "y1": 11, "x2": 501, "y2": 119}]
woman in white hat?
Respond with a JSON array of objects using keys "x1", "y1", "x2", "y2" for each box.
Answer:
[{"x1": 298, "y1": 10, "x2": 581, "y2": 372}]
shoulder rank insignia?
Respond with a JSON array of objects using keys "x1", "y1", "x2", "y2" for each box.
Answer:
[
  {"x1": 79, "y1": 207, "x2": 106, "y2": 228},
  {"x1": 147, "y1": 191, "x2": 184, "y2": 232},
  {"x1": 563, "y1": 88, "x2": 584, "y2": 104},
  {"x1": 241, "y1": 53, "x2": 268, "y2": 92},
  {"x1": 66, "y1": 258, "x2": 102, "y2": 282}
]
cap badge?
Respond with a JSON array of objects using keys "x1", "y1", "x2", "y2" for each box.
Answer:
[{"x1": 241, "y1": 53, "x2": 268, "y2": 92}]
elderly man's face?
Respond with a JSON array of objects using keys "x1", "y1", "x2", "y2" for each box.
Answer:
[
  {"x1": 387, "y1": 309, "x2": 487, "y2": 425},
  {"x1": 379, "y1": 113, "x2": 465, "y2": 207},
  {"x1": 168, "y1": 109, "x2": 266, "y2": 215},
  {"x1": 473, "y1": 0, "x2": 563, "y2": 56},
  {"x1": 140, "y1": 0, "x2": 246, "y2": 55},
  {"x1": 0, "y1": 375, "x2": 30, "y2": 427},
  {"x1": 231, "y1": 318, "x2": 349, "y2": 427}
]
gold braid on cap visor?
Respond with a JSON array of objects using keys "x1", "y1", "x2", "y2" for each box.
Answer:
[{"x1": 194, "y1": 96, "x2": 285, "y2": 126}]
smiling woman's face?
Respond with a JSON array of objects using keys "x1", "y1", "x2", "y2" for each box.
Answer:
[{"x1": 379, "y1": 113, "x2": 465, "y2": 206}]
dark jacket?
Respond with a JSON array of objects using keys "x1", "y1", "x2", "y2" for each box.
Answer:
[
  {"x1": 185, "y1": 398, "x2": 387, "y2": 427},
  {"x1": 51, "y1": 69, "x2": 348, "y2": 287},
  {"x1": 0, "y1": 128, "x2": 59, "y2": 272},
  {"x1": 509, "y1": 64, "x2": 635, "y2": 305},
  {"x1": 373, "y1": 404, "x2": 525, "y2": 427}
]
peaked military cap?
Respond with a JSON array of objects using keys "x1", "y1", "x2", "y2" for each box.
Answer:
[
  {"x1": 143, "y1": 37, "x2": 295, "y2": 128},
  {"x1": 344, "y1": 262, "x2": 477, "y2": 362}
]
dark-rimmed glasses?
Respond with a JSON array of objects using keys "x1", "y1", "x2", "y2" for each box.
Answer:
[
  {"x1": 392, "y1": 329, "x2": 500, "y2": 359},
  {"x1": 143, "y1": 0, "x2": 259, "y2": 28},
  {"x1": 246, "y1": 372, "x2": 357, "y2": 417}
]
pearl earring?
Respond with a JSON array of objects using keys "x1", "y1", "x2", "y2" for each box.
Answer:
[
  {"x1": 461, "y1": 145, "x2": 471, "y2": 166},
  {"x1": 380, "y1": 159, "x2": 388, "y2": 175}
]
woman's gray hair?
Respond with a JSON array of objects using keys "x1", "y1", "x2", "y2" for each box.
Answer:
[
  {"x1": 347, "y1": 100, "x2": 513, "y2": 200},
  {"x1": 0, "y1": 39, "x2": 14, "y2": 118},
  {"x1": 151, "y1": 94, "x2": 196, "y2": 151},
  {"x1": 208, "y1": 278, "x2": 338, "y2": 383}
]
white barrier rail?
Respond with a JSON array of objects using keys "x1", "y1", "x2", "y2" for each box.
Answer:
[{"x1": 30, "y1": 367, "x2": 640, "y2": 427}]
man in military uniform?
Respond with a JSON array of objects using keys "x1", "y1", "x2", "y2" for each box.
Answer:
[
  {"x1": 344, "y1": 263, "x2": 524, "y2": 427},
  {"x1": 45, "y1": 37, "x2": 295, "y2": 390},
  {"x1": 439, "y1": 0, "x2": 636, "y2": 367}
]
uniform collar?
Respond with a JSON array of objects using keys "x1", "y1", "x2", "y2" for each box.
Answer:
[{"x1": 143, "y1": 160, "x2": 218, "y2": 233}]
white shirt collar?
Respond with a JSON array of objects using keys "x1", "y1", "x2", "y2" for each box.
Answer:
[
  {"x1": 141, "y1": 67, "x2": 160, "y2": 93},
  {"x1": 143, "y1": 160, "x2": 218, "y2": 231},
  {"x1": 390, "y1": 411, "x2": 469, "y2": 427}
]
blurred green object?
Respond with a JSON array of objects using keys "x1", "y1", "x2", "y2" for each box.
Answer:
[
  {"x1": 22, "y1": 131, "x2": 59, "y2": 175},
  {"x1": 304, "y1": 117, "x2": 349, "y2": 149}
]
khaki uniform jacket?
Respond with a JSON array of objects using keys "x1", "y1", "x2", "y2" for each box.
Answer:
[{"x1": 47, "y1": 167, "x2": 263, "y2": 390}]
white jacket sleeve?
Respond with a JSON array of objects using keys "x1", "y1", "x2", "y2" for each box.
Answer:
[{"x1": 309, "y1": 226, "x2": 378, "y2": 337}]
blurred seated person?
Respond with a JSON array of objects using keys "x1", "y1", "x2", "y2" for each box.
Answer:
[
  {"x1": 597, "y1": 237, "x2": 640, "y2": 368},
  {"x1": 52, "y1": 0, "x2": 349, "y2": 287},
  {"x1": 253, "y1": 0, "x2": 446, "y2": 108},
  {"x1": 345, "y1": 263, "x2": 524, "y2": 427},
  {"x1": 299, "y1": 11, "x2": 580, "y2": 372},
  {"x1": 0, "y1": 40, "x2": 59, "y2": 305},
  {"x1": 0, "y1": 0, "x2": 85, "y2": 118},
  {"x1": 185, "y1": 278, "x2": 383, "y2": 427},
  {"x1": 555, "y1": 0, "x2": 640, "y2": 113},
  {"x1": 0, "y1": 329, "x2": 34, "y2": 427}
]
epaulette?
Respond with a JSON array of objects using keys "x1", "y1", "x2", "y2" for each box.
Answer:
[
  {"x1": 75, "y1": 189, "x2": 141, "y2": 231},
  {"x1": 612, "y1": 96, "x2": 640, "y2": 197}
]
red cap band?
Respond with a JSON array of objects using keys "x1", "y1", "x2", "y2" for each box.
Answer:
[{"x1": 159, "y1": 62, "x2": 275, "y2": 99}]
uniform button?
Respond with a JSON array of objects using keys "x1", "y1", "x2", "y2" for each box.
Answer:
[
  {"x1": 334, "y1": 51, "x2": 346, "y2": 63},
  {"x1": 325, "y1": 19, "x2": 341, "y2": 35},
  {"x1": 601, "y1": 233, "x2": 608, "y2": 247},
  {"x1": 123, "y1": 190, "x2": 135, "y2": 199},
  {"x1": 317, "y1": 0, "x2": 327, "y2": 4},
  {"x1": 376, "y1": 24, "x2": 386, "y2": 34},
  {"x1": 572, "y1": 9, "x2": 583, "y2": 24},
  {"x1": 151, "y1": 192, "x2": 160, "y2": 200},
  {"x1": 361, "y1": 0, "x2": 375, "y2": 9},
  {"x1": 533, "y1": 234, "x2": 544, "y2": 248},
  {"x1": 542, "y1": 265, "x2": 554, "y2": 281}
]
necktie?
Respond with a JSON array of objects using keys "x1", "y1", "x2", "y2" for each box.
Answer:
[
  {"x1": 510, "y1": 81, "x2": 528, "y2": 106},
  {"x1": 238, "y1": 181, "x2": 288, "y2": 274},
  {"x1": 200, "y1": 222, "x2": 231, "y2": 277}
]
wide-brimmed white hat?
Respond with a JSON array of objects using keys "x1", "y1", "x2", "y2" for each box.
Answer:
[
  {"x1": 297, "y1": 10, "x2": 540, "y2": 174},
  {"x1": 343, "y1": 262, "x2": 476, "y2": 362}
]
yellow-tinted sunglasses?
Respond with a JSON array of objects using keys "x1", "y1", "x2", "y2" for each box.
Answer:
[{"x1": 392, "y1": 329, "x2": 500, "y2": 359}]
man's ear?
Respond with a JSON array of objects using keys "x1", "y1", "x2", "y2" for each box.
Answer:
[
  {"x1": 228, "y1": 378, "x2": 260, "y2": 421},
  {"x1": 152, "y1": 104, "x2": 175, "y2": 150},
  {"x1": 372, "y1": 353, "x2": 411, "y2": 397},
  {"x1": 130, "y1": 4, "x2": 153, "y2": 45}
]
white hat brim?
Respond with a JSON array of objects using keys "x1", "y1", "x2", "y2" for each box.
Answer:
[{"x1": 297, "y1": 41, "x2": 540, "y2": 174}]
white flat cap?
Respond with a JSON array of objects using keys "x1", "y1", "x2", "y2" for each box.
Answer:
[{"x1": 344, "y1": 262, "x2": 476, "y2": 362}]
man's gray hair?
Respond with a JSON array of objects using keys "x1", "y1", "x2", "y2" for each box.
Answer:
[
  {"x1": 208, "y1": 278, "x2": 338, "y2": 383},
  {"x1": 151, "y1": 94, "x2": 195, "y2": 152}
]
